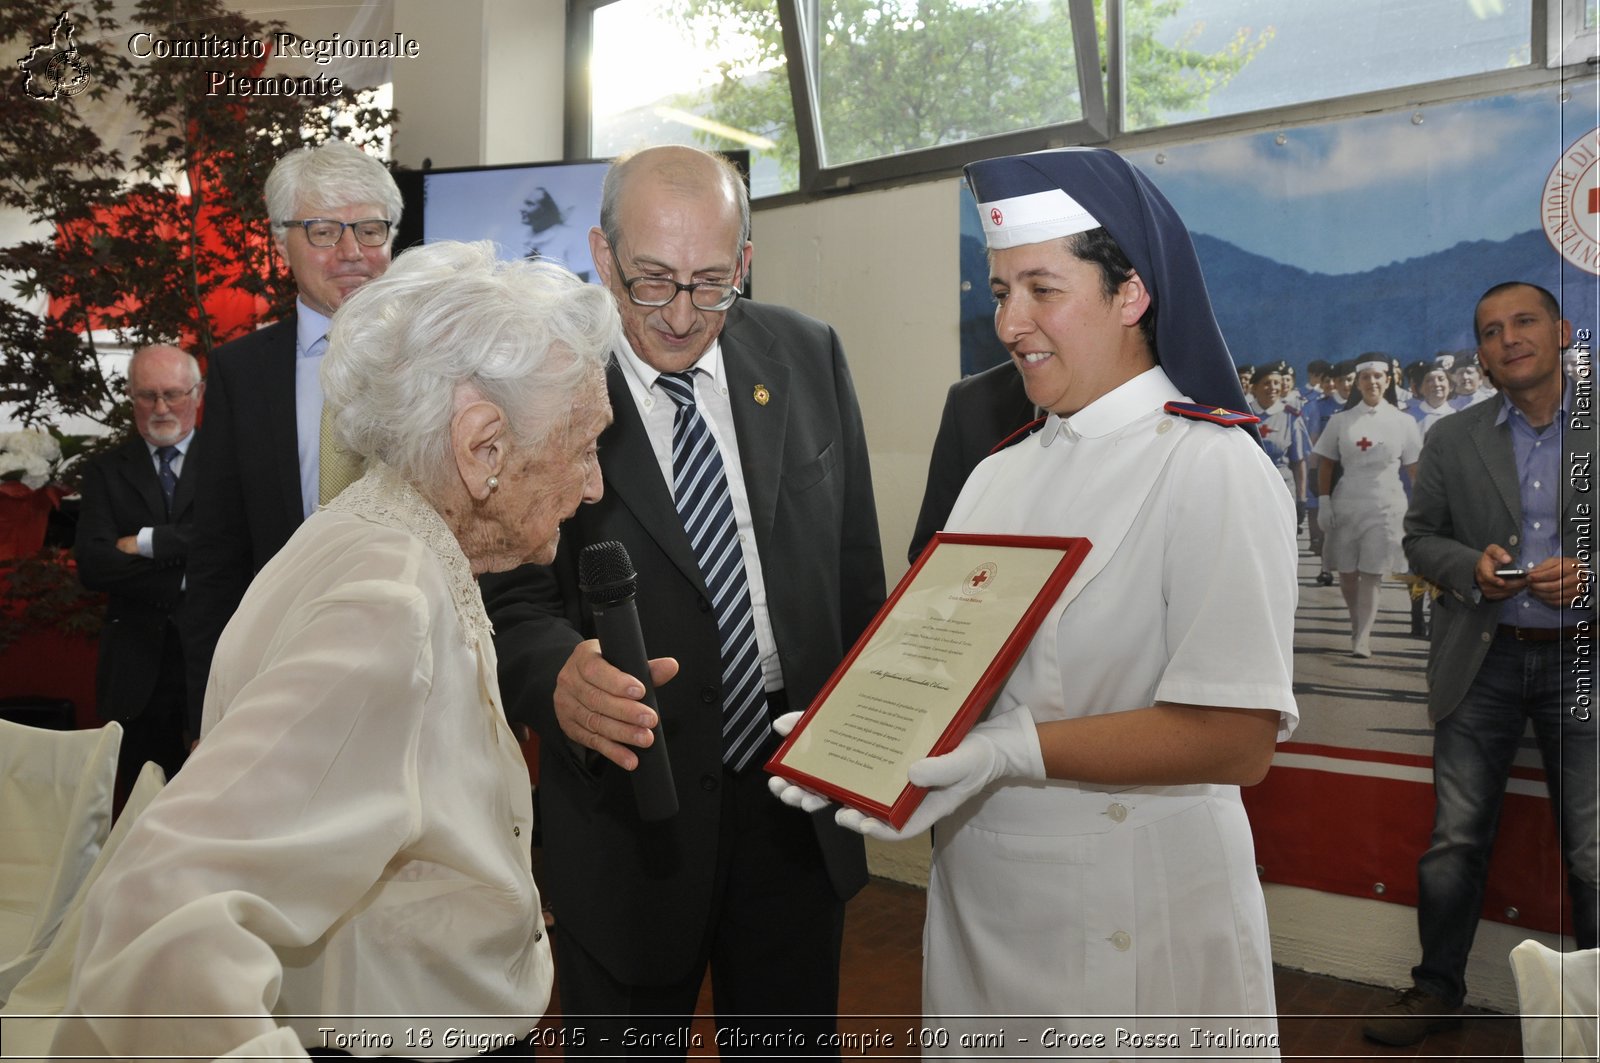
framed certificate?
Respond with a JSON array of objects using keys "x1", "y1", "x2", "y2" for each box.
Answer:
[{"x1": 766, "y1": 533, "x2": 1090, "y2": 829}]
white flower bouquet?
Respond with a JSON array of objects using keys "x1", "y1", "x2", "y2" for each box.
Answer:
[{"x1": 0, "y1": 429, "x2": 64, "y2": 490}]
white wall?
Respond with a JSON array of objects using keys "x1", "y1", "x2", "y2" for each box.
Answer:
[
  {"x1": 753, "y1": 180, "x2": 963, "y2": 589},
  {"x1": 391, "y1": 0, "x2": 565, "y2": 169}
]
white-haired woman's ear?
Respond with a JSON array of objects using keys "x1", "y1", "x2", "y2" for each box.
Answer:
[{"x1": 450, "y1": 398, "x2": 508, "y2": 501}]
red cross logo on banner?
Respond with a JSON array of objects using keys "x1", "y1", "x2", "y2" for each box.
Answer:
[
  {"x1": 1356, "y1": 437, "x2": 1374, "y2": 452},
  {"x1": 990, "y1": 207, "x2": 1004, "y2": 226}
]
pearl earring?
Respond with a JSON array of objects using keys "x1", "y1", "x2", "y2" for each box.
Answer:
[{"x1": 486, "y1": 476, "x2": 499, "y2": 491}]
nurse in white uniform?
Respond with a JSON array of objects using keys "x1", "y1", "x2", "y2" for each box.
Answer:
[
  {"x1": 1313, "y1": 359, "x2": 1423, "y2": 657},
  {"x1": 773, "y1": 148, "x2": 1299, "y2": 1056}
]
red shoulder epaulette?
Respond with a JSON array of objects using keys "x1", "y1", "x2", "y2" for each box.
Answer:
[
  {"x1": 988, "y1": 416, "x2": 1048, "y2": 455},
  {"x1": 1163, "y1": 401, "x2": 1260, "y2": 427}
]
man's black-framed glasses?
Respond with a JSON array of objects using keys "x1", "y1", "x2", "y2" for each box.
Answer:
[
  {"x1": 280, "y1": 218, "x2": 393, "y2": 248},
  {"x1": 130, "y1": 381, "x2": 202, "y2": 407},
  {"x1": 609, "y1": 247, "x2": 742, "y2": 311}
]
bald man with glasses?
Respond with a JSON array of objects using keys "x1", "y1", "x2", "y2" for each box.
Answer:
[{"x1": 483, "y1": 145, "x2": 885, "y2": 1058}]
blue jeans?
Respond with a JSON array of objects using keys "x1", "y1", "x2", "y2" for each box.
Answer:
[{"x1": 1413, "y1": 632, "x2": 1598, "y2": 1006}]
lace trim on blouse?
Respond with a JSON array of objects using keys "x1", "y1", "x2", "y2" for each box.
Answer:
[{"x1": 325, "y1": 463, "x2": 491, "y2": 647}]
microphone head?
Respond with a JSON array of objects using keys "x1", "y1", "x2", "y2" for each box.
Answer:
[{"x1": 579, "y1": 540, "x2": 638, "y2": 605}]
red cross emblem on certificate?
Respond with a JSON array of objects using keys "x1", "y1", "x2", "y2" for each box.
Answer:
[{"x1": 1356, "y1": 437, "x2": 1374, "y2": 452}]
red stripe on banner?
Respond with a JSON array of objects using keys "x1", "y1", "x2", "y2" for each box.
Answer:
[
  {"x1": 1277, "y1": 740, "x2": 1549, "y2": 783},
  {"x1": 1243, "y1": 764, "x2": 1575, "y2": 936},
  {"x1": 1278, "y1": 740, "x2": 1432, "y2": 770}
]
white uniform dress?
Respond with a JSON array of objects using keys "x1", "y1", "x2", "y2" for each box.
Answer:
[
  {"x1": 928, "y1": 368, "x2": 1299, "y2": 1055},
  {"x1": 1312, "y1": 400, "x2": 1423, "y2": 574},
  {"x1": 53, "y1": 465, "x2": 550, "y2": 1062}
]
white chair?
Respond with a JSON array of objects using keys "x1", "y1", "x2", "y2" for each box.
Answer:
[
  {"x1": 0, "y1": 719, "x2": 121, "y2": 1005},
  {"x1": 0, "y1": 760, "x2": 166, "y2": 1060},
  {"x1": 1511, "y1": 938, "x2": 1600, "y2": 1062}
]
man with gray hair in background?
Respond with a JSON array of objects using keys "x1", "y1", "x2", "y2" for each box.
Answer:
[{"x1": 183, "y1": 140, "x2": 401, "y2": 737}]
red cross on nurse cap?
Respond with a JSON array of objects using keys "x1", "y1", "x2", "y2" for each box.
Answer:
[{"x1": 968, "y1": 160, "x2": 1101, "y2": 249}]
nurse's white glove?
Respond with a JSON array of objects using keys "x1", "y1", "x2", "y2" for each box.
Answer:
[
  {"x1": 767, "y1": 711, "x2": 832, "y2": 813},
  {"x1": 834, "y1": 707, "x2": 1045, "y2": 841},
  {"x1": 1319, "y1": 496, "x2": 1336, "y2": 533}
]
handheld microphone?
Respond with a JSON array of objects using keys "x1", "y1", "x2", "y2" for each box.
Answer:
[{"x1": 579, "y1": 541, "x2": 678, "y2": 821}]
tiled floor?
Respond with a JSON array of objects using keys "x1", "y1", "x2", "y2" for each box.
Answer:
[{"x1": 539, "y1": 877, "x2": 1524, "y2": 1059}]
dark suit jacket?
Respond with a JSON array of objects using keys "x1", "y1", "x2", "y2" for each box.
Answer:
[
  {"x1": 1403, "y1": 390, "x2": 1595, "y2": 722},
  {"x1": 907, "y1": 361, "x2": 1035, "y2": 564},
  {"x1": 74, "y1": 434, "x2": 198, "y2": 723},
  {"x1": 182, "y1": 317, "x2": 303, "y2": 729},
  {"x1": 482, "y1": 299, "x2": 886, "y2": 986}
]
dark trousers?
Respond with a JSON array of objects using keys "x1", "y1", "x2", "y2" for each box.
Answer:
[
  {"x1": 556, "y1": 763, "x2": 846, "y2": 1061},
  {"x1": 108, "y1": 632, "x2": 189, "y2": 803},
  {"x1": 1414, "y1": 633, "x2": 1599, "y2": 1005}
]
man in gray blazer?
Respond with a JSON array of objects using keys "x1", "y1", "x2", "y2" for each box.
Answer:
[
  {"x1": 483, "y1": 145, "x2": 884, "y2": 1057},
  {"x1": 1365, "y1": 281, "x2": 1596, "y2": 1047}
]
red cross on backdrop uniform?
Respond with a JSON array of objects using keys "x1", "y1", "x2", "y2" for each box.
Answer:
[
  {"x1": 1260, "y1": 424, "x2": 1274, "y2": 438},
  {"x1": 1356, "y1": 437, "x2": 1374, "y2": 452}
]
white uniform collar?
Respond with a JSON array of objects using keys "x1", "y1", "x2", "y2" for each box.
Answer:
[{"x1": 1041, "y1": 366, "x2": 1184, "y2": 445}]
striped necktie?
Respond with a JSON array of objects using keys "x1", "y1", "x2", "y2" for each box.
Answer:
[{"x1": 657, "y1": 370, "x2": 769, "y2": 770}]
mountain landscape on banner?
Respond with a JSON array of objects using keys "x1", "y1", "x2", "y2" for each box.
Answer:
[
  {"x1": 956, "y1": 226, "x2": 1593, "y2": 379},
  {"x1": 1193, "y1": 228, "x2": 1590, "y2": 370}
]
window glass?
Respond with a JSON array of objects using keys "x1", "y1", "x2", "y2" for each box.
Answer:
[
  {"x1": 1121, "y1": 0, "x2": 1533, "y2": 131},
  {"x1": 804, "y1": 0, "x2": 1088, "y2": 169},
  {"x1": 589, "y1": 0, "x2": 798, "y2": 196}
]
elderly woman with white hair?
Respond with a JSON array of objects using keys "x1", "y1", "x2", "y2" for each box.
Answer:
[{"x1": 53, "y1": 241, "x2": 620, "y2": 1061}]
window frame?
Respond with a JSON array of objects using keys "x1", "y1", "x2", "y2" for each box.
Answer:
[
  {"x1": 780, "y1": 0, "x2": 1109, "y2": 194},
  {"x1": 567, "y1": 0, "x2": 1588, "y2": 202},
  {"x1": 1549, "y1": 0, "x2": 1599, "y2": 66}
]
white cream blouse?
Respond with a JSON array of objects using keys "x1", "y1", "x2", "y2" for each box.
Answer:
[{"x1": 53, "y1": 464, "x2": 549, "y2": 1061}]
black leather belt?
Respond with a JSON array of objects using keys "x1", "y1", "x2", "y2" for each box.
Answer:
[{"x1": 1497, "y1": 624, "x2": 1591, "y2": 642}]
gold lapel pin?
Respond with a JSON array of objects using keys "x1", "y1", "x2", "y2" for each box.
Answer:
[{"x1": 753, "y1": 384, "x2": 771, "y2": 406}]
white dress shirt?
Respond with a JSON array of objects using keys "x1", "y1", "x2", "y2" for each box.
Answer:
[
  {"x1": 613, "y1": 340, "x2": 786, "y2": 693},
  {"x1": 135, "y1": 430, "x2": 194, "y2": 557},
  {"x1": 294, "y1": 301, "x2": 333, "y2": 519}
]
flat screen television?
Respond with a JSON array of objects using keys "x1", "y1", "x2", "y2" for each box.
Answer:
[{"x1": 393, "y1": 151, "x2": 751, "y2": 291}]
